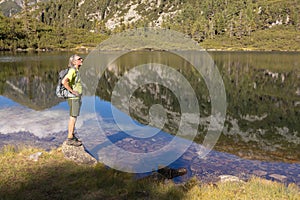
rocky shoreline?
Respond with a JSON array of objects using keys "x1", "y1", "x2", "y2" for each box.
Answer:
[
  {"x1": 2, "y1": 46, "x2": 300, "y2": 53},
  {"x1": 0, "y1": 131, "x2": 66, "y2": 151},
  {"x1": 1, "y1": 131, "x2": 299, "y2": 187}
]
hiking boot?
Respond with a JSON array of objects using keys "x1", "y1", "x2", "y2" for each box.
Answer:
[
  {"x1": 72, "y1": 134, "x2": 82, "y2": 142},
  {"x1": 66, "y1": 138, "x2": 82, "y2": 146}
]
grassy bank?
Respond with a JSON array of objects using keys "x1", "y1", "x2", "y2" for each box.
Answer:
[
  {"x1": 201, "y1": 26, "x2": 300, "y2": 51},
  {"x1": 0, "y1": 145, "x2": 299, "y2": 200}
]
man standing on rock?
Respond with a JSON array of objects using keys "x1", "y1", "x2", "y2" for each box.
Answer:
[{"x1": 62, "y1": 54, "x2": 83, "y2": 146}]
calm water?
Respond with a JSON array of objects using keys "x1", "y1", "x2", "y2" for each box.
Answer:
[{"x1": 0, "y1": 51, "x2": 299, "y2": 185}]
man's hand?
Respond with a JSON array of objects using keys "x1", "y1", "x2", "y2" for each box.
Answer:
[{"x1": 72, "y1": 90, "x2": 80, "y2": 97}]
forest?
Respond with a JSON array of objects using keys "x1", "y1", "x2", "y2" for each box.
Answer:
[{"x1": 0, "y1": 0, "x2": 299, "y2": 51}]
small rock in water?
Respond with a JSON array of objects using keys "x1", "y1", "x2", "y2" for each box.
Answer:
[
  {"x1": 142, "y1": 167, "x2": 188, "y2": 182},
  {"x1": 181, "y1": 152, "x2": 195, "y2": 161},
  {"x1": 190, "y1": 163, "x2": 203, "y2": 174},
  {"x1": 157, "y1": 166, "x2": 187, "y2": 179},
  {"x1": 29, "y1": 152, "x2": 43, "y2": 162},
  {"x1": 61, "y1": 141, "x2": 97, "y2": 165},
  {"x1": 269, "y1": 174, "x2": 287, "y2": 182},
  {"x1": 252, "y1": 170, "x2": 268, "y2": 177},
  {"x1": 218, "y1": 175, "x2": 244, "y2": 183}
]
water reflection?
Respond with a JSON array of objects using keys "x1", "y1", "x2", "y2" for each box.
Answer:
[
  {"x1": 0, "y1": 52, "x2": 70, "y2": 110},
  {"x1": 91, "y1": 50, "x2": 300, "y2": 163},
  {"x1": 0, "y1": 51, "x2": 299, "y2": 185}
]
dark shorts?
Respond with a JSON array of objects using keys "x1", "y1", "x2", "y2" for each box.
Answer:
[{"x1": 68, "y1": 98, "x2": 82, "y2": 117}]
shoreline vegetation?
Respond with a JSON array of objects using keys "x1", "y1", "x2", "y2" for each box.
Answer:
[
  {"x1": 2, "y1": 24, "x2": 300, "y2": 53},
  {"x1": 0, "y1": 145, "x2": 299, "y2": 200},
  {"x1": 5, "y1": 41, "x2": 300, "y2": 53},
  {"x1": 9, "y1": 47, "x2": 300, "y2": 53},
  {"x1": 6, "y1": 41, "x2": 300, "y2": 53},
  {"x1": 0, "y1": 35, "x2": 300, "y2": 53},
  {"x1": 1, "y1": 0, "x2": 300, "y2": 52}
]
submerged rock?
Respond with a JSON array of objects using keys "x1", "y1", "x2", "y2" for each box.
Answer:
[
  {"x1": 252, "y1": 170, "x2": 268, "y2": 177},
  {"x1": 61, "y1": 141, "x2": 97, "y2": 165},
  {"x1": 141, "y1": 166, "x2": 188, "y2": 182},
  {"x1": 269, "y1": 174, "x2": 287, "y2": 183},
  {"x1": 218, "y1": 175, "x2": 244, "y2": 183},
  {"x1": 157, "y1": 166, "x2": 188, "y2": 179}
]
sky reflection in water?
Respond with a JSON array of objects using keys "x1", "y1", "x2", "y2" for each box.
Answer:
[
  {"x1": 0, "y1": 51, "x2": 299, "y2": 185},
  {"x1": 1, "y1": 95, "x2": 298, "y2": 185}
]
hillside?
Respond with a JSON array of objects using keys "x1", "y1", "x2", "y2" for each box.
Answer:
[{"x1": 0, "y1": 0, "x2": 299, "y2": 51}]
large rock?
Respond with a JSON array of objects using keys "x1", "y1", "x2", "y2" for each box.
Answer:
[{"x1": 61, "y1": 141, "x2": 97, "y2": 165}]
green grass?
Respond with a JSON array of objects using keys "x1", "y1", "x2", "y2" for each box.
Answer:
[
  {"x1": 200, "y1": 26, "x2": 300, "y2": 51},
  {"x1": 0, "y1": 145, "x2": 299, "y2": 200}
]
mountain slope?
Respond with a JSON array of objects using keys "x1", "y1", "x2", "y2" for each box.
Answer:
[{"x1": 0, "y1": 0, "x2": 299, "y2": 50}]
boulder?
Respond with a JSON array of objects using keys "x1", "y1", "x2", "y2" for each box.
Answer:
[{"x1": 61, "y1": 141, "x2": 97, "y2": 165}]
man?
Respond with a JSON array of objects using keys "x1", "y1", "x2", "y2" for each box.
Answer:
[{"x1": 62, "y1": 54, "x2": 83, "y2": 146}]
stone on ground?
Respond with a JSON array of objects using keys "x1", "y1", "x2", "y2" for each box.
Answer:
[{"x1": 61, "y1": 141, "x2": 97, "y2": 165}]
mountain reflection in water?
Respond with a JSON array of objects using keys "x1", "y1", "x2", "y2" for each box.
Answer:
[{"x1": 0, "y1": 51, "x2": 299, "y2": 186}]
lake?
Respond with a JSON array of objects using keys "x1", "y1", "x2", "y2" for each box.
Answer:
[{"x1": 0, "y1": 50, "x2": 299, "y2": 186}]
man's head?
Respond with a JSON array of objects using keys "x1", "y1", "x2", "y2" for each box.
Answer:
[{"x1": 68, "y1": 54, "x2": 83, "y2": 68}]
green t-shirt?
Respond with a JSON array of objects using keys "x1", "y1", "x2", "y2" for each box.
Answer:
[{"x1": 65, "y1": 67, "x2": 82, "y2": 98}]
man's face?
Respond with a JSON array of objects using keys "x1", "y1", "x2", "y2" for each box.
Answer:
[{"x1": 75, "y1": 57, "x2": 83, "y2": 66}]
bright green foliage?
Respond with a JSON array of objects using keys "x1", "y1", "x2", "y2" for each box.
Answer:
[
  {"x1": 165, "y1": 0, "x2": 299, "y2": 41},
  {"x1": 0, "y1": 13, "x2": 27, "y2": 50},
  {"x1": 0, "y1": 0, "x2": 299, "y2": 51},
  {"x1": 0, "y1": 12, "x2": 107, "y2": 50}
]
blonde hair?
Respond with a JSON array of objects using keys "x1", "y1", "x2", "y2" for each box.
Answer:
[{"x1": 68, "y1": 54, "x2": 79, "y2": 68}]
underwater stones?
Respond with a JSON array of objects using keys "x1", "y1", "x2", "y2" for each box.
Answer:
[
  {"x1": 181, "y1": 152, "x2": 195, "y2": 161},
  {"x1": 252, "y1": 170, "x2": 268, "y2": 177},
  {"x1": 269, "y1": 174, "x2": 287, "y2": 183},
  {"x1": 218, "y1": 175, "x2": 244, "y2": 183},
  {"x1": 190, "y1": 162, "x2": 203, "y2": 175},
  {"x1": 140, "y1": 166, "x2": 188, "y2": 182},
  {"x1": 157, "y1": 166, "x2": 188, "y2": 179}
]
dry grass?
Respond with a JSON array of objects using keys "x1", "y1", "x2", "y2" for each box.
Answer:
[{"x1": 0, "y1": 145, "x2": 299, "y2": 200}]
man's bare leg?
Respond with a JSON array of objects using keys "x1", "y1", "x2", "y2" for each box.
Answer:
[{"x1": 68, "y1": 116, "x2": 77, "y2": 139}]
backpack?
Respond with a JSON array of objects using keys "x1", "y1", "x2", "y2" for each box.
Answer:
[{"x1": 55, "y1": 68, "x2": 77, "y2": 99}]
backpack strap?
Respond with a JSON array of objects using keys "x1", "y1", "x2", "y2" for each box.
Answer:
[
  {"x1": 74, "y1": 68, "x2": 79, "y2": 83},
  {"x1": 70, "y1": 66, "x2": 79, "y2": 83}
]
